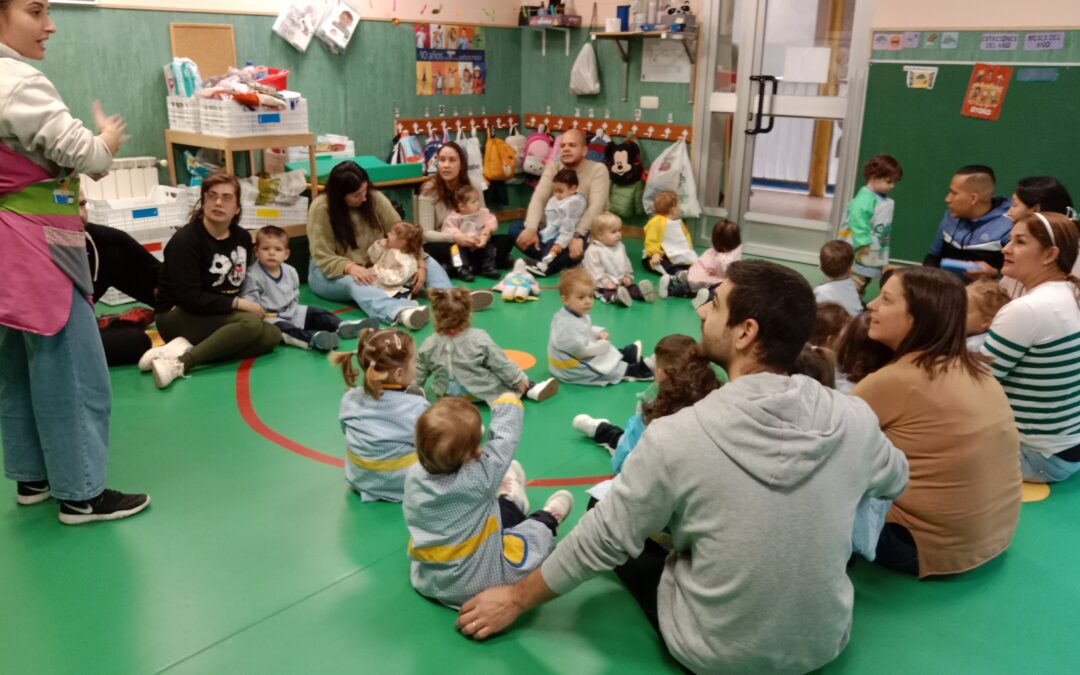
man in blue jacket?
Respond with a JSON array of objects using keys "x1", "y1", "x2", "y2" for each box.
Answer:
[{"x1": 923, "y1": 165, "x2": 1012, "y2": 274}]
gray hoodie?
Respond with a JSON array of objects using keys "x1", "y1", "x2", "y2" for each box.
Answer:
[{"x1": 542, "y1": 373, "x2": 909, "y2": 674}]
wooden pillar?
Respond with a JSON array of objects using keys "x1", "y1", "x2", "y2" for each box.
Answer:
[{"x1": 808, "y1": 0, "x2": 846, "y2": 197}]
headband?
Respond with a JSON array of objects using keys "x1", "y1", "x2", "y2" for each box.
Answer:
[{"x1": 1034, "y1": 212, "x2": 1056, "y2": 246}]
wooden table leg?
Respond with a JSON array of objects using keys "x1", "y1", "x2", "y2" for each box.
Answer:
[
  {"x1": 309, "y1": 146, "x2": 318, "y2": 198},
  {"x1": 224, "y1": 149, "x2": 235, "y2": 177},
  {"x1": 166, "y1": 138, "x2": 177, "y2": 186}
]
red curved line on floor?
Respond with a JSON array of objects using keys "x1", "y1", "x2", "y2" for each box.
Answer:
[
  {"x1": 236, "y1": 358, "x2": 612, "y2": 486},
  {"x1": 236, "y1": 358, "x2": 345, "y2": 468}
]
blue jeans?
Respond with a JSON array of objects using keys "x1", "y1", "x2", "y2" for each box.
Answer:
[
  {"x1": 308, "y1": 257, "x2": 451, "y2": 324},
  {"x1": 0, "y1": 287, "x2": 109, "y2": 501},
  {"x1": 1020, "y1": 443, "x2": 1080, "y2": 483},
  {"x1": 852, "y1": 495, "x2": 892, "y2": 561}
]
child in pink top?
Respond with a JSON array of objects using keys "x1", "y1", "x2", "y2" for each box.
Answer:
[
  {"x1": 441, "y1": 184, "x2": 499, "y2": 279},
  {"x1": 664, "y1": 219, "x2": 742, "y2": 306}
]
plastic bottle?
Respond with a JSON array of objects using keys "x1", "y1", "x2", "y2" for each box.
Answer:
[{"x1": 646, "y1": 0, "x2": 658, "y2": 24}]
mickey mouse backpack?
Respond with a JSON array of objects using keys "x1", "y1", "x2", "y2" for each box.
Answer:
[{"x1": 604, "y1": 137, "x2": 645, "y2": 186}]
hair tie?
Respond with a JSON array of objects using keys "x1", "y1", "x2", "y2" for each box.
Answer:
[
  {"x1": 1034, "y1": 212, "x2": 1056, "y2": 246},
  {"x1": 1067, "y1": 206, "x2": 1079, "y2": 223}
]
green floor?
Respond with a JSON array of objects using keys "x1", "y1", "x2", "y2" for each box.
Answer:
[{"x1": 2, "y1": 241, "x2": 1077, "y2": 674}]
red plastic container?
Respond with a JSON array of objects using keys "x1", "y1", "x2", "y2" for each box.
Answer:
[{"x1": 260, "y1": 68, "x2": 290, "y2": 91}]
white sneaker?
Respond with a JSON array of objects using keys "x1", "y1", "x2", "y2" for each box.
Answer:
[
  {"x1": 659, "y1": 274, "x2": 672, "y2": 299},
  {"x1": 309, "y1": 331, "x2": 340, "y2": 351},
  {"x1": 337, "y1": 317, "x2": 379, "y2": 339},
  {"x1": 138, "y1": 337, "x2": 193, "y2": 372},
  {"x1": 152, "y1": 356, "x2": 188, "y2": 389},
  {"x1": 542, "y1": 490, "x2": 574, "y2": 524},
  {"x1": 526, "y1": 378, "x2": 559, "y2": 401},
  {"x1": 470, "y1": 290, "x2": 495, "y2": 312},
  {"x1": 644, "y1": 354, "x2": 657, "y2": 374},
  {"x1": 638, "y1": 279, "x2": 656, "y2": 303},
  {"x1": 630, "y1": 340, "x2": 643, "y2": 363},
  {"x1": 572, "y1": 414, "x2": 609, "y2": 438},
  {"x1": 525, "y1": 262, "x2": 547, "y2": 277},
  {"x1": 397, "y1": 306, "x2": 430, "y2": 330},
  {"x1": 692, "y1": 288, "x2": 712, "y2": 310},
  {"x1": 676, "y1": 270, "x2": 690, "y2": 284},
  {"x1": 280, "y1": 332, "x2": 311, "y2": 350},
  {"x1": 498, "y1": 460, "x2": 529, "y2": 514},
  {"x1": 615, "y1": 286, "x2": 633, "y2": 307}
]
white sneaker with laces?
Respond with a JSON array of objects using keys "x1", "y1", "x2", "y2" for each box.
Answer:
[
  {"x1": 498, "y1": 460, "x2": 529, "y2": 514},
  {"x1": 542, "y1": 490, "x2": 574, "y2": 524},
  {"x1": 138, "y1": 337, "x2": 193, "y2": 372},
  {"x1": 526, "y1": 378, "x2": 559, "y2": 401},
  {"x1": 152, "y1": 356, "x2": 189, "y2": 389},
  {"x1": 571, "y1": 414, "x2": 608, "y2": 438},
  {"x1": 692, "y1": 288, "x2": 712, "y2": 310},
  {"x1": 676, "y1": 270, "x2": 690, "y2": 284},
  {"x1": 644, "y1": 354, "x2": 657, "y2": 374},
  {"x1": 638, "y1": 279, "x2": 656, "y2": 303},
  {"x1": 397, "y1": 306, "x2": 430, "y2": 330},
  {"x1": 337, "y1": 317, "x2": 379, "y2": 339},
  {"x1": 615, "y1": 286, "x2": 633, "y2": 307}
]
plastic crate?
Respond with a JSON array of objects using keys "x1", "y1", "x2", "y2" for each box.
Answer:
[
  {"x1": 166, "y1": 96, "x2": 201, "y2": 132},
  {"x1": 198, "y1": 98, "x2": 309, "y2": 137},
  {"x1": 87, "y1": 185, "x2": 191, "y2": 249},
  {"x1": 239, "y1": 197, "x2": 310, "y2": 231}
]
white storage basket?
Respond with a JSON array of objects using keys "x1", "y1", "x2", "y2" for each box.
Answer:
[
  {"x1": 198, "y1": 98, "x2": 309, "y2": 137},
  {"x1": 166, "y1": 96, "x2": 201, "y2": 133}
]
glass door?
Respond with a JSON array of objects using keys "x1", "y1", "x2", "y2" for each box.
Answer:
[{"x1": 693, "y1": 0, "x2": 875, "y2": 263}]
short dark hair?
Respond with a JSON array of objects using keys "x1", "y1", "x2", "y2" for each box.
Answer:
[
  {"x1": 1014, "y1": 176, "x2": 1074, "y2": 214},
  {"x1": 810, "y1": 302, "x2": 851, "y2": 350},
  {"x1": 553, "y1": 169, "x2": 578, "y2": 187},
  {"x1": 956, "y1": 164, "x2": 996, "y2": 184},
  {"x1": 711, "y1": 219, "x2": 741, "y2": 253},
  {"x1": 793, "y1": 345, "x2": 836, "y2": 388},
  {"x1": 725, "y1": 260, "x2": 816, "y2": 372},
  {"x1": 193, "y1": 172, "x2": 243, "y2": 228},
  {"x1": 820, "y1": 240, "x2": 854, "y2": 278},
  {"x1": 863, "y1": 154, "x2": 903, "y2": 182}
]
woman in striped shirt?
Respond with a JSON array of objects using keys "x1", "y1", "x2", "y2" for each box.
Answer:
[{"x1": 983, "y1": 211, "x2": 1080, "y2": 483}]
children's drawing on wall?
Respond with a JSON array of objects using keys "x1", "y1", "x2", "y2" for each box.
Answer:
[
  {"x1": 316, "y1": 0, "x2": 359, "y2": 53},
  {"x1": 416, "y1": 23, "x2": 485, "y2": 96},
  {"x1": 273, "y1": 0, "x2": 329, "y2": 53},
  {"x1": 961, "y1": 63, "x2": 1012, "y2": 121}
]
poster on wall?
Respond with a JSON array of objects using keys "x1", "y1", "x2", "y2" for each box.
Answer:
[
  {"x1": 273, "y1": 0, "x2": 329, "y2": 52},
  {"x1": 414, "y1": 24, "x2": 486, "y2": 96},
  {"x1": 961, "y1": 63, "x2": 1012, "y2": 121}
]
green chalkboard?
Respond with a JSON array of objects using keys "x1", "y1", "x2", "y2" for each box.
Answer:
[{"x1": 858, "y1": 62, "x2": 1080, "y2": 263}]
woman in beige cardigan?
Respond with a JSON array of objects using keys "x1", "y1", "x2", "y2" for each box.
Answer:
[
  {"x1": 417, "y1": 142, "x2": 512, "y2": 281},
  {"x1": 853, "y1": 267, "x2": 1021, "y2": 577}
]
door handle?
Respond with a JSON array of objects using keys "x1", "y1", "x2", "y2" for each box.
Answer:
[{"x1": 746, "y1": 75, "x2": 779, "y2": 135}]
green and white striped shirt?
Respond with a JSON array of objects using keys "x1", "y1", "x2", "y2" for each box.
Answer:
[{"x1": 982, "y1": 280, "x2": 1080, "y2": 456}]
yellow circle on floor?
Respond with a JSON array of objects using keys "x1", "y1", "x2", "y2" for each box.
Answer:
[
  {"x1": 1022, "y1": 482, "x2": 1051, "y2": 503},
  {"x1": 504, "y1": 349, "x2": 536, "y2": 370}
]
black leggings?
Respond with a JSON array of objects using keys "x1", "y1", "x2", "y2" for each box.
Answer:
[
  {"x1": 425, "y1": 234, "x2": 514, "y2": 270},
  {"x1": 874, "y1": 523, "x2": 919, "y2": 576},
  {"x1": 498, "y1": 496, "x2": 559, "y2": 536}
]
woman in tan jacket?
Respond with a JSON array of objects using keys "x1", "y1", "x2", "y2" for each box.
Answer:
[{"x1": 853, "y1": 267, "x2": 1021, "y2": 577}]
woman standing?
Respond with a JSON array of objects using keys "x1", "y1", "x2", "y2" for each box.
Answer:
[
  {"x1": 418, "y1": 142, "x2": 511, "y2": 280},
  {"x1": 0, "y1": 0, "x2": 148, "y2": 523},
  {"x1": 854, "y1": 267, "x2": 1020, "y2": 577},
  {"x1": 984, "y1": 212, "x2": 1080, "y2": 483},
  {"x1": 139, "y1": 173, "x2": 282, "y2": 389}
]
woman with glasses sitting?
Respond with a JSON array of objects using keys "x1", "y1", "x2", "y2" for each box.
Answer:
[{"x1": 138, "y1": 172, "x2": 281, "y2": 389}]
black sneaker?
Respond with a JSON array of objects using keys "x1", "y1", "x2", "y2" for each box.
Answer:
[
  {"x1": 623, "y1": 360, "x2": 655, "y2": 382},
  {"x1": 16, "y1": 480, "x2": 51, "y2": 506},
  {"x1": 59, "y1": 489, "x2": 151, "y2": 525}
]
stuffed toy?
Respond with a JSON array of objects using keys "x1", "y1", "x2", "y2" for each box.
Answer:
[
  {"x1": 493, "y1": 259, "x2": 541, "y2": 302},
  {"x1": 664, "y1": 1, "x2": 692, "y2": 15},
  {"x1": 604, "y1": 139, "x2": 645, "y2": 186}
]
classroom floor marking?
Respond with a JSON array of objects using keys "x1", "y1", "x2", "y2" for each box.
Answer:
[
  {"x1": 235, "y1": 353, "x2": 612, "y2": 487},
  {"x1": 504, "y1": 349, "x2": 536, "y2": 369},
  {"x1": 1021, "y1": 482, "x2": 1051, "y2": 503}
]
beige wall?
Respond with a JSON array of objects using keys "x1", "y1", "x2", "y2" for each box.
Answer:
[
  {"x1": 872, "y1": 0, "x2": 1080, "y2": 29},
  {"x1": 99, "y1": 0, "x2": 523, "y2": 24}
]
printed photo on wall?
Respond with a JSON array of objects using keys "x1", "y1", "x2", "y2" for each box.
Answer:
[
  {"x1": 316, "y1": 0, "x2": 358, "y2": 53},
  {"x1": 961, "y1": 63, "x2": 1012, "y2": 121},
  {"x1": 416, "y1": 24, "x2": 486, "y2": 96},
  {"x1": 273, "y1": 0, "x2": 329, "y2": 53}
]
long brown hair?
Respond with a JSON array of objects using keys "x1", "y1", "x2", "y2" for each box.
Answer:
[
  {"x1": 641, "y1": 335, "x2": 721, "y2": 424},
  {"x1": 190, "y1": 172, "x2": 243, "y2": 228},
  {"x1": 420, "y1": 142, "x2": 470, "y2": 210},
  {"x1": 329, "y1": 328, "x2": 415, "y2": 398},
  {"x1": 891, "y1": 267, "x2": 989, "y2": 379},
  {"x1": 325, "y1": 162, "x2": 380, "y2": 252}
]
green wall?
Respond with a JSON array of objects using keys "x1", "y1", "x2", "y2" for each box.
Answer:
[
  {"x1": 859, "y1": 62, "x2": 1080, "y2": 263},
  {"x1": 40, "y1": 6, "x2": 522, "y2": 162}
]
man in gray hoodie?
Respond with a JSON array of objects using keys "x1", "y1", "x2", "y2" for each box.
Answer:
[{"x1": 456, "y1": 260, "x2": 909, "y2": 674}]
